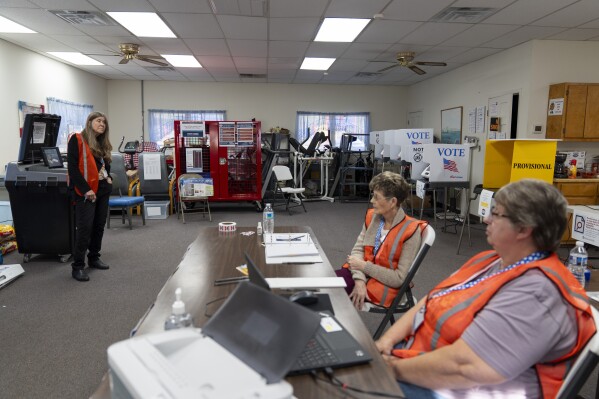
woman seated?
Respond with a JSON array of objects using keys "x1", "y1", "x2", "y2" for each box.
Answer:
[
  {"x1": 376, "y1": 179, "x2": 596, "y2": 399},
  {"x1": 344, "y1": 171, "x2": 426, "y2": 311}
]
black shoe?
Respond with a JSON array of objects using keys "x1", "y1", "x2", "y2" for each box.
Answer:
[
  {"x1": 72, "y1": 269, "x2": 90, "y2": 282},
  {"x1": 88, "y1": 259, "x2": 110, "y2": 270}
]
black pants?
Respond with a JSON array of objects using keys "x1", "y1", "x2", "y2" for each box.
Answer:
[{"x1": 72, "y1": 180, "x2": 111, "y2": 270}]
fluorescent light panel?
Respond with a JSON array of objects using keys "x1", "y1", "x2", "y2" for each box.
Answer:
[
  {"x1": 107, "y1": 12, "x2": 176, "y2": 38},
  {"x1": 161, "y1": 55, "x2": 202, "y2": 68},
  {"x1": 0, "y1": 16, "x2": 36, "y2": 33},
  {"x1": 300, "y1": 57, "x2": 335, "y2": 71},
  {"x1": 47, "y1": 52, "x2": 103, "y2": 66},
  {"x1": 315, "y1": 18, "x2": 370, "y2": 42}
]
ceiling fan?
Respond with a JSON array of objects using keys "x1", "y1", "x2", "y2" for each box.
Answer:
[
  {"x1": 377, "y1": 51, "x2": 447, "y2": 75},
  {"x1": 92, "y1": 43, "x2": 169, "y2": 67}
]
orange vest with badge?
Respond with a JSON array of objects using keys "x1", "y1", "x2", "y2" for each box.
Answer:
[
  {"x1": 71, "y1": 133, "x2": 99, "y2": 197},
  {"x1": 344, "y1": 209, "x2": 426, "y2": 307},
  {"x1": 392, "y1": 250, "x2": 596, "y2": 399}
]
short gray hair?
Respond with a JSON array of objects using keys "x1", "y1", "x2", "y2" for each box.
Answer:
[
  {"x1": 369, "y1": 171, "x2": 411, "y2": 204},
  {"x1": 494, "y1": 179, "x2": 567, "y2": 252}
]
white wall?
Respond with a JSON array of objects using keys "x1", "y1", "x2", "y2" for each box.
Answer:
[
  {"x1": 107, "y1": 80, "x2": 408, "y2": 144},
  {"x1": 0, "y1": 39, "x2": 108, "y2": 170}
]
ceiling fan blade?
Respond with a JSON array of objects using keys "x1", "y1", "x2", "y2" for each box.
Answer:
[
  {"x1": 415, "y1": 61, "x2": 447, "y2": 66},
  {"x1": 409, "y1": 65, "x2": 426, "y2": 75},
  {"x1": 377, "y1": 64, "x2": 399, "y2": 73},
  {"x1": 137, "y1": 54, "x2": 165, "y2": 59},
  {"x1": 137, "y1": 56, "x2": 169, "y2": 67},
  {"x1": 119, "y1": 58, "x2": 130, "y2": 65}
]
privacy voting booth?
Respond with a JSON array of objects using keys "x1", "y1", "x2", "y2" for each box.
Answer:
[{"x1": 483, "y1": 139, "x2": 556, "y2": 188}]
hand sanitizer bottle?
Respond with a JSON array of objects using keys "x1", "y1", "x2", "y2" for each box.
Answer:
[{"x1": 164, "y1": 287, "x2": 194, "y2": 330}]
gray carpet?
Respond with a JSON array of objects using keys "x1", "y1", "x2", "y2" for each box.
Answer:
[{"x1": 0, "y1": 201, "x2": 596, "y2": 398}]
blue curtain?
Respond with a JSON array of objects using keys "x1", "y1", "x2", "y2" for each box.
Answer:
[
  {"x1": 148, "y1": 109, "x2": 226, "y2": 144},
  {"x1": 295, "y1": 111, "x2": 370, "y2": 150},
  {"x1": 47, "y1": 97, "x2": 93, "y2": 151}
]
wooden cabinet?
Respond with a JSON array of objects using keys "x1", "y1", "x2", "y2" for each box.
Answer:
[
  {"x1": 546, "y1": 83, "x2": 599, "y2": 140},
  {"x1": 554, "y1": 179, "x2": 599, "y2": 243}
]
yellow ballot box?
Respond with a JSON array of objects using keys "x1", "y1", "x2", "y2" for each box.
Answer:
[{"x1": 483, "y1": 139, "x2": 557, "y2": 188}]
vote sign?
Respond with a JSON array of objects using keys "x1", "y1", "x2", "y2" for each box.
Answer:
[{"x1": 423, "y1": 144, "x2": 470, "y2": 182}]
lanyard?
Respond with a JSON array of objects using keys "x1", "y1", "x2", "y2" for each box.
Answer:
[
  {"x1": 430, "y1": 251, "x2": 549, "y2": 300},
  {"x1": 373, "y1": 218, "x2": 385, "y2": 256}
]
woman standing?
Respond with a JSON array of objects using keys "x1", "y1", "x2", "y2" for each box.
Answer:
[{"x1": 67, "y1": 112, "x2": 113, "y2": 282}]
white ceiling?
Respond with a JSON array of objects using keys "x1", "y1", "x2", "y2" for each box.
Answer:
[{"x1": 1, "y1": 0, "x2": 599, "y2": 85}]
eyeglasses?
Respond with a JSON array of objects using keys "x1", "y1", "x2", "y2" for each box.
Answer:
[
  {"x1": 489, "y1": 206, "x2": 510, "y2": 221},
  {"x1": 371, "y1": 192, "x2": 392, "y2": 202}
]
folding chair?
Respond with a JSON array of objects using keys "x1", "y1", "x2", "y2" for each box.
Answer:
[
  {"x1": 177, "y1": 173, "x2": 211, "y2": 223},
  {"x1": 271, "y1": 165, "x2": 307, "y2": 215},
  {"x1": 556, "y1": 306, "x2": 599, "y2": 399},
  {"x1": 370, "y1": 224, "x2": 436, "y2": 340}
]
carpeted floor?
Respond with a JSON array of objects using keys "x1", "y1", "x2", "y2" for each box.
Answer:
[{"x1": 0, "y1": 200, "x2": 596, "y2": 398}]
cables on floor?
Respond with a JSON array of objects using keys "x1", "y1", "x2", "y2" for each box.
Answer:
[{"x1": 308, "y1": 367, "x2": 407, "y2": 399}]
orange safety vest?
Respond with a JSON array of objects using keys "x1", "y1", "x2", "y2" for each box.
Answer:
[
  {"x1": 70, "y1": 133, "x2": 99, "y2": 197},
  {"x1": 393, "y1": 250, "x2": 596, "y2": 399},
  {"x1": 344, "y1": 209, "x2": 426, "y2": 307}
]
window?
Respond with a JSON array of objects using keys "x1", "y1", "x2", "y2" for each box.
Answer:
[
  {"x1": 296, "y1": 112, "x2": 370, "y2": 151},
  {"x1": 148, "y1": 109, "x2": 226, "y2": 145},
  {"x1": 47, "y1": 97, "x2": 93, "y2": 152}
]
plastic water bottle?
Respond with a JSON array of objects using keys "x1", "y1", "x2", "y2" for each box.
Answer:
[
  {"x1": 263, "y1": 203, "x2": 274, "y2": 234},
  {"x1": 568, "y1": 241, "x2": 588, "y2": 288},
  {"x1": 164, "y1": 288, "x2": 194, "y2": 330}
]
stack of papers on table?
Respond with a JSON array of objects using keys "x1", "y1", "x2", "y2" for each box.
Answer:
[{"x1": 264, "y1": 233, "x2": 323, "y2": 264}]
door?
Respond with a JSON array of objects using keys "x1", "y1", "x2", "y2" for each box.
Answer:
[
  {"x1": 488, "y1": 93, "x2": 513, "y2": 139},
  {"x1": 408, "y1": 111, "x2": 423, "y2": 128}
]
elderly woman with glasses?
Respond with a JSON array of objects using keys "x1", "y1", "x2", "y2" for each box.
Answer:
[
  {"x1": 343, "y1": 171, "x2": 426, "y2": 311},
  {"x1": 376, "y1": 179, "x2": 595, "y2": 399}
]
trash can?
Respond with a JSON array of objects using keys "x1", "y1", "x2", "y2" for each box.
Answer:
[{"x1": 4, "y1": 162, "x2": 74, "y2": 262}]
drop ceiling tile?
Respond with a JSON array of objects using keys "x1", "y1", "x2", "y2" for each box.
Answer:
[
  {"x1": 531, "y1": 0, "x2": 599, "y2": 28},
  {"x1": 234, "y1": 56, "x2": 266, "y2": 69},
  {"x1": 240, "y1": 77, "x2": 266, "y2": 82},
  {"x1": 1, "y1": 33, "x2": 72, "y2": 51},
  {"x1": 0, "y1": 8, "x2": 81, "y2": 34},
  {"x1": 379, "y1": 44, "x2": 432, "y2": 60},
  {"x1": 139, "y1": 38, "x2": 188, "y2": 54},
  {"x1": 162, "y1": 13, "x2": 222, "y2": 39},
  {"x1": 442, "y1": 24, "x2": 520, "y2": 47},
  {"x1": 482, "y1": 25, "x2": 566, "y2": 48},
  {"x1": 321, "y1": 71, "x2": 354, "y2": 81},
  {"x1": 216, "y1": 15, "x2": 266, "y2": 40},
  {"x1": 580, "y1": 18, "x2": 599, "y2": 29},
  {"x1": 87, "y1": 54, "x2": 123, "y2": 65},
  {"x1": 185, "y1": 38, "x2": 230, "y2": 55},
  {"x1": 67, "y1": 25, "x2": 131, "y2": 37},
  {"x1": 147, "y1": 0, "x2": 211, "y2": 13},
  {"x1": 548, "y1": 28, "x2": 599, "y2": 40},
  {"x1": 111, "y1": 64, "x2": 156, "y2": 75},
  {"x1": 28, "y1": 0, "x2": 96, "y2": 9},
  {"x1": 228, "y1": 39, "x2": 267, "y2": 57},
  {"x1": 269, "y1": 17, "x2": 320, "y2": 41},
  {"x1": 383, "y1": 0, "x2": 455, "y2": 21},
  {"x1": 325, "y1": 0, "x2": 387, "y2": 18},
  {"x1": 446, "y1": 47, "x2": 502, "y2": 63},
  {"x1": 207, "y1": 67, "x2": 239, "y2": 78},
  {"x1": 356, "y1": 20, "x2": 423, "y2": 44},
  {"x1": 269, "y1": 0, "x2": 328, "y2": 18},
  {"x1": 419, "y1": 46, "x2": 470, "y2": 61},
  {"x1": 451, "y1": 0, "x2": 514, "y2": 8},
  {"x1": 51, "y1": 34, "x2": 110, "y2": 53},
  {"x1": 0, "y1": 0, "x2": 37, "y2": 8},
  {"x1": 197, "y1": 55, "x2": 235, "y2": 68},
  {"x1": 306, "y1": 41, "x2": 349, "y2": 58},
  {"x1": 400, "y1": 22, "x2": 473, "y2": 46},
  {"x1": 342, "y1": 42, "x2": 390, "y2": 59},
  {"x1": 87, "y1": 0, "x2": 154, "y2": 12},
  {"x1": 267, "y1": 68, "x2": 297, "y2": 77},
  {"x1": 268, "y1": 40, "x2": 309, "y2": 57},
  {"x1": 484, "y1": 0, "x2": 578, "y2": 25},
  {"x1": 268, "y1": 58, "x2": 300, "y2": 69},
  {"x1": 92, "y1": 35, "x2": 139, "y2": 47},
  {"x1": 328, "y1": 58, "x2": 368, "y2": 72}
]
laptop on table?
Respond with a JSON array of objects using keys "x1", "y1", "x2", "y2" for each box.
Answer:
[{"x1": 244, "y1": 253, "x2": 372, "y2": 375}]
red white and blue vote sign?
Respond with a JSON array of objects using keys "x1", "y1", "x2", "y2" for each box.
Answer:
[
  {"x1": 395, "y1": 129, "x2": 434, "y2": 159},
  {"x1": 423, "y1": 144, "x2": 470, "y2": 182}
]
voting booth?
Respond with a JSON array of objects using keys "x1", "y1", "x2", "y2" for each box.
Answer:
[
  {"x1": 483, "y1": 139, "x2": 556, "y2": 188},
  {"x1": 423, "y1": 144, "x2": 470, "y2": 182},
  {"x1": 369, "y1": 131, "x2": 384, "y2": 160}
]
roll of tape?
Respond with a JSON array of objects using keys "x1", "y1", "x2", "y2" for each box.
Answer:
[{"x1": 219, "y1": 221, "x2": 237, "y2": 233}]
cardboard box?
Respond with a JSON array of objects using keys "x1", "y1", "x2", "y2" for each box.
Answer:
[{"x1": 144, "y1": 200, "x2": 170, "y2": 220}]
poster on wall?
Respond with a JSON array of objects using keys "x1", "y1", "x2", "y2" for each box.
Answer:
[
  {"x1": 18, "y1": 101, "x2": 45, "y2": 137},
  {"x1": 440, "y1": 107, "x2": 462, "y2": 144},
  {"x1": 548, "y1": 98, "x2": 564, "y2": 116}
]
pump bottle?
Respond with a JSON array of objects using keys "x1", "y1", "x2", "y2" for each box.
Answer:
[{"x1": 164, "y1": 287, "x2": 194, "y2": 330}]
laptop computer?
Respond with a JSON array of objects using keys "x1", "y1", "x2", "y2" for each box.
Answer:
[{"x1": 244, "y1": 253, "x2": 372, "y2": 375}]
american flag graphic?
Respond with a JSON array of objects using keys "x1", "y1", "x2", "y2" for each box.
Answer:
[
  {"x1": 443, "y1": 158, "x2": 459, "y2": 172},
  {"x1": 411, "y1": 140, "x2": 421, "y2": 145}
]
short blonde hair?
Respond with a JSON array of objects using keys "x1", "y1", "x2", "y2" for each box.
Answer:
[{"x1": 369, "y1": 171, "x2": 411, "y2": 205}]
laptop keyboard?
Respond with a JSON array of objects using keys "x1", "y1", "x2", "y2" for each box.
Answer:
[{"x1": 294, "y1": 336, "x2": 339, "y2": 369}]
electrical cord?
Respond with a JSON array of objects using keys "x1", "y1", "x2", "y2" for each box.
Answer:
[
  {"x1": 203, "y1": 295, "x2": 228, "y2": 318},
  {"x1": 308, "y1": 368, "x2": 407, "y2": 399}
]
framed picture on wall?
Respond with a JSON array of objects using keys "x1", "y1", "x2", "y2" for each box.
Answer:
[{"x1": 441, "y1": 106, "x2": 463, "y2": 144}]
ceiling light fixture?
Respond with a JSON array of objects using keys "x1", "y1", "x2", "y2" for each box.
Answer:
[
  {"x1": 107, "y1": 12, "x2": 176, "y2": 38},
  {"x1": 0, "y1": 16, "x2": 36, "y2": 33},
  {"x1": 314, "y1": 18, "x2": 370, "y2": 42},
  {"x1": 47, "y1": 52, "x2": 103, "y2": 65},
  {"x1": 161, "y1": 55, "x2": 202, "y2": 68},
  {"x1": 300, "y1": 57, "x2": 335, "y2": 71}
]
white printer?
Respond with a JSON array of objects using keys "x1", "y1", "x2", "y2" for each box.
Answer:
[{"x1": 108, "y1": 282, "x2": 320, "y2": 399}]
